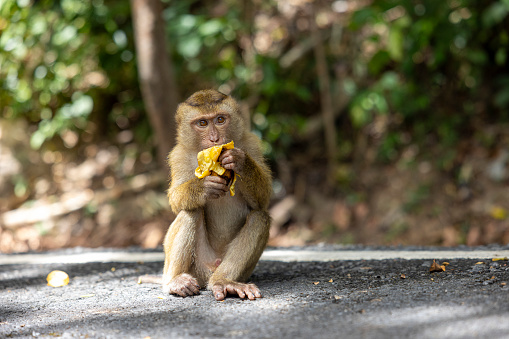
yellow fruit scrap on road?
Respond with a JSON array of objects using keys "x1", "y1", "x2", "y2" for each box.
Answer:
[{"x1": 47, "y1": 270, "x2": 69, "y2": 287}]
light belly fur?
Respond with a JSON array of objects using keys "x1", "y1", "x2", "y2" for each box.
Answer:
[{"x1": 204, "y1": 192, "x2": 249, "y2": 250}]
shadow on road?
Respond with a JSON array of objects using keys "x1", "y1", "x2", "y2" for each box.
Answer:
[{"x1": 0, "y1": 249, "x2": 508, "y2": 338}]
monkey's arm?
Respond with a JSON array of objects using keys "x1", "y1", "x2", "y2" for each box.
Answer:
[
  {"x1": 218, "y1": 135, "x2": 272, "y2": 210},
  {"x1": 167, "y1": 145, "x2": 230, "y2": 213},
  {"x1": 168, "y1": 177, "x2": 206, "y2": 212},
  {"x1": 235, "y1": 153, "x2": 272, "y2": 210},
  {"x1": 168, "y1": 175, "x2": 231, "y2": 213}
]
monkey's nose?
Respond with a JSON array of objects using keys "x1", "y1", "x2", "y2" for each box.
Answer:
[{"x1": 209, "y1": 134, "x2": 220, "y2": 143}]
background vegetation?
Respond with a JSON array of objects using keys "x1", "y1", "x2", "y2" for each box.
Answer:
[{"x1": 1, "y1": 0, "x2": 509, "y2": 252}]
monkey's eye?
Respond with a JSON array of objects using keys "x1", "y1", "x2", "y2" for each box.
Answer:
[
  {"x1": 216, "y1": 116, "x2": 226, "y2": 124},
  {"x1": 198, "y1": 120, "x2": 208, "y2": 127}
]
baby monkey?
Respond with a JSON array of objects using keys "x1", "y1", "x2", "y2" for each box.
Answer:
[{"x1": 139, "y1": 90, "x2": 272, "y2": 301}]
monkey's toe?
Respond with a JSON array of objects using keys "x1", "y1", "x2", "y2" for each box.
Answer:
[{"x1": 211, "y1": 281, "x2": 262, "y2": 301}]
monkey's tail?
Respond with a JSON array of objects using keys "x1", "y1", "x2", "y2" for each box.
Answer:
[{"x1": 137, "y1": 275, "x2": 163, "y2": 285}]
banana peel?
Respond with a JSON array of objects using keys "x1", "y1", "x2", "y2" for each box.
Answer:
[{"x1": 195, "y1": 141, "x2": 238, "y2": 196}]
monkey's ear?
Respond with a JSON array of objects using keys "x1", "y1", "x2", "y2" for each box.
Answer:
[{"x1": 175, "y1": 103, "x2": 186, "y2": 126}]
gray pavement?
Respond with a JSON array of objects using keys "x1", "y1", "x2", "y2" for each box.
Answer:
[{"x1": 1, "y1": 246, "x2": 508, "y2": 338}]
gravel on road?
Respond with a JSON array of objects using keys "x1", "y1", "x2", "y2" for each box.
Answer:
[{"x1": 1, "y1": 247, "x2": 508, "y2": 339}]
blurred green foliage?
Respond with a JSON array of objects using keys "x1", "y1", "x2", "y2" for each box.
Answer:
[
  {"x1": 348, "y1": 0, "x2": 509, "y2": 165},
  {"x1": 0, "y1": 0, "x2": 140, "y2": 149},
  {"x1": 1, "y1": 0, "x2": 509, "y2": 174}
]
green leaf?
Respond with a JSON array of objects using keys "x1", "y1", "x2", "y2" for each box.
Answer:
[
  {"x1": 30, "y1": 130, "x2": 46, "y2": 150},
  {"x1": 494, "y1": 86, "x2": 509, "y2": 108},
  {"x1": 482, "y1": 3, "x2": 509, "y2": 27},
  {"x1": 343, "y1": 78, "x2": 357, "y2": 96},
  {"x1": 495, "y1": 48, "x2": 507, "y2": 66},
  {"x1": 70, "y1": 94, "x2": 94, "y2": 117},
  {"x1": 368, "y1": 50, "x2": 391, "y2": 75},
  {"x1": 15, "y1": 79, "x2": 32, "y2": 102},
  {"x1": 52, "y1": 25, "x2": 77, "y2": 45},
  {"x1": 178, "y1": 14, "x2": 197, "y2": 34},
  {"x1": 388, "y1": 27, "x2": 403, "y2": 61},
  {"x1": 177, "y1": 36, "x2": 202, "y2": 58},
  {"x1": 466, "y1": 49, "x2": 488, "y2": 65},
  {"x1": 350, "y1": 105, "x2": 371, "y2": 127},
  {"x1": 379, "y1": 71, "x2": 399, "y2": 90},
  {"x1": 198, "y1": 19, "x2": 222, "y2": 36},
  {"x1": 350, "y1": 8, "x2": 377, "y2": 30}
]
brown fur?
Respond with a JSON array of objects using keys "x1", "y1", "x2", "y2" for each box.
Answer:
[{"x1": 141, "y1": 90, "x2": 272, "y2": 301}]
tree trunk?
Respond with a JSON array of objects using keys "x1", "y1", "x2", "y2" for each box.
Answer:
[
  {"x1": 309, "y1": 4, "x2": 336, "y2": 186},
  {"x1": 130, "y1": 0, "x2": 179, "y2": 169}
]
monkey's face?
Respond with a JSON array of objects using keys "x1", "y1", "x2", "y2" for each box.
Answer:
[
  {"x1": 191, "y1": 112, "x2": 232, "y2": 150},
  {"x1": 175, "y1": 90, "x2": 246, "y2": 151}
]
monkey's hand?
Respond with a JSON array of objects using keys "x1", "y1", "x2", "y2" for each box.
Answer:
[
  {"x1": 203, "y1": 175, "x2": 229, "y2": 200},
  {"x1": 163, "y1": 273, "x2": 201, "y2": 297},
  {"x1": 211, "y1": 280, "x2": 262, "y2": 301},
  {"x1": 218, "y1": 148, "x2": 246, "y2": 174}
]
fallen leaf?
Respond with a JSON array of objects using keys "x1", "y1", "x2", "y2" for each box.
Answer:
[
  {"x1": 442, "y1": 262, "x2": 450, "y2": 266},
  {"x1": 490, "y1": 206, "x2": 507, "y2": 220},
  {"x1": 360, "y1": 267, "x2": 372, "y2": 270},
  {"x1": 400, "y1": 274, "x2": 406, "y2": 279},
  {"x1": 46, "y1": 270, "x2": 69, "y2": 287},
  {"x1": 500, "y1": 282, "x2": 507, "y2": 286},
  {"x1": 80, "y1": 294, "x2": 95, "y2": 298},
  {"x1": 111, "y1": 267, "x2": 116, "y2": 272},
  {"x1": 329, "y1": 279, "x2": 333, "y2": 283},
  {"x1": 429, "y1": 259, "x2": 446, "y2": 273},
  {"x1": 313, "y1": 281, "x2": 320, "y2": 285},
  {"x1": 475, "y1": 262, "x2": 485, "y2": 265},
  {"x1": 157, "y1": 296, "x2": 167, "y2": 300},
  {"x1": 333, "y1": 295, "x2": 343, "y2": 300},
  {"x1": 492, "y1": 257, "x2": 508, "y2": 261}
]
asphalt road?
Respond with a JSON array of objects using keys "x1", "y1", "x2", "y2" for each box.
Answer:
[{"x1": 1, "y1": 246, "x2": 509, "y2": 339}]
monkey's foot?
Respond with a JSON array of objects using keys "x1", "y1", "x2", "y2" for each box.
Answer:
[
  {"x1": 211, "y1": 280, "x2": 262, "y2": 301},
  {"x1": 163, "y1": 273, "x2": 201, "y2": 297}
]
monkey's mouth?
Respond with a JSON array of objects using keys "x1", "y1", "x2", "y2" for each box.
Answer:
[{"x1": 203, "y1": 139, "x2": 231, "y2": 150}]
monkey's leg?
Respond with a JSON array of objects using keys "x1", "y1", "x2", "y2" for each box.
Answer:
[
  {"x1": 162, "y1": 210, "x2": 202, "y2": 297},
  {"x1": 208, "y1": 210, "x2": 270, "y2": 301}
]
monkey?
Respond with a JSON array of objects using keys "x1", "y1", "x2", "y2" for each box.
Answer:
[{"x1": 138, "y1": 89, "x2": 272, "y2": 301}]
